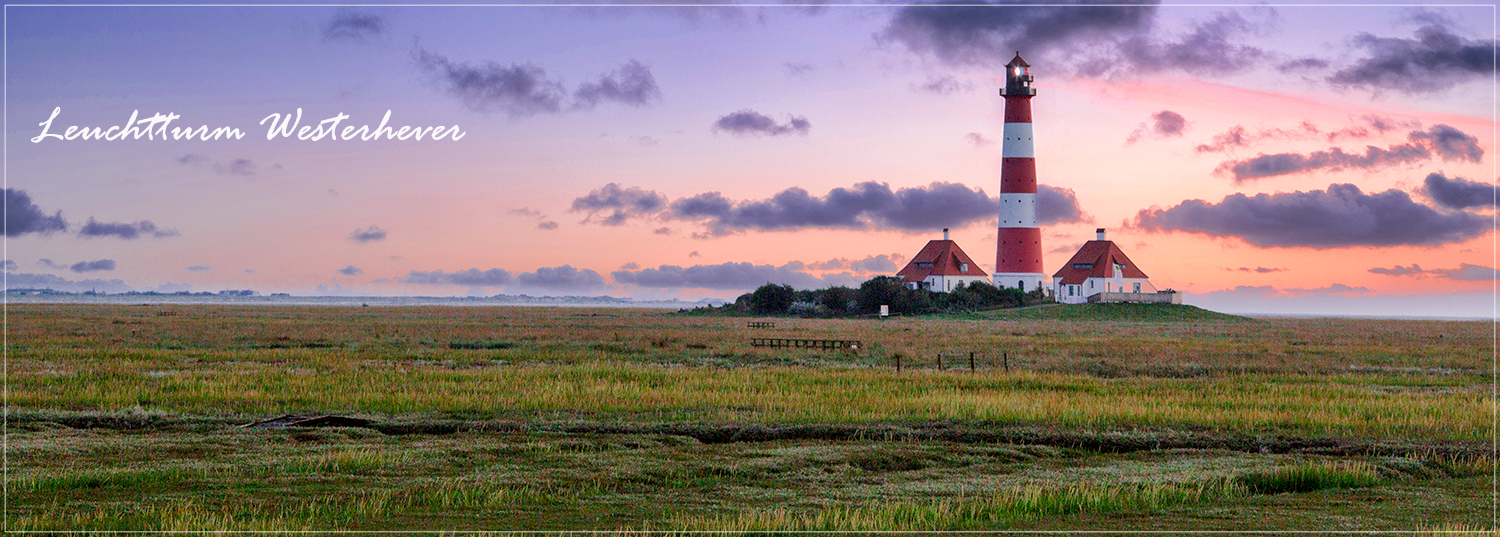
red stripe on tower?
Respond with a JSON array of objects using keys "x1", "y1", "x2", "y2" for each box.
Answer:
[{"x1": 993, "y1": 52, "x2": 1046, "y2": 293}]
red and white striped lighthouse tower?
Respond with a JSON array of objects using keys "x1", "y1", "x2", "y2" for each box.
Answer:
[{"x1": 993, "y1": 52, "x2": 1046, "y2": 293}]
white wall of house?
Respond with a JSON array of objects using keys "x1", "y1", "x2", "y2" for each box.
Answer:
[
  {"x1": 1055, "y1": 277, "x2": 1157, "y2": 304},
  {"x1": 908, "y1": 274, "x2": 990, "y2": 292},
  {"x1": 991, "y1": 272, "x2": 1047, "y2": 293}
]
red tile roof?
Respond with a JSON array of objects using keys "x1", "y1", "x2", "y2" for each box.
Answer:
[
  {"x1": 897, "y1": 240, "x2": 988, "y2": 283},
  {"x1": 1051, "y1": 241, "x2": 1149, "y2": 285}
]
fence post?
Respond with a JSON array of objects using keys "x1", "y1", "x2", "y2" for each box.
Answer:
[
  {"x1": 1003, "y1": 351, "x2": 1009, "y2": 372},
  {"x1": 970, "y1": 352, "x2": 975, "y2": 373},
  {"x1": 896, "y1": 354, "x2": 902, "y2": 372},
  {"x1": 937, "y1": 354, "x2": 943, "y2": 371}
]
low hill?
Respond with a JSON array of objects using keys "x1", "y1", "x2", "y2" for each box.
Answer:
[{"x1": 973, "y1": 302, "x2": 1250, "y2": 322}]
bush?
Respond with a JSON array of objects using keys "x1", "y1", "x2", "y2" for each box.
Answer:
[{"x1": 747, "y1": 284, "x2": 795, "y2": 315}]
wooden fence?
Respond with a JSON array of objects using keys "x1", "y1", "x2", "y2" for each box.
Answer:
[{"x1": 750, "y1": 338, "x2": 861, "y2": 350}]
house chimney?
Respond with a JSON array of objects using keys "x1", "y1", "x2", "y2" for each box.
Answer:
[
  {"x1": 1096, "y1": 228, "x2": 1106, "y2": 241},
  {"x1": 943, "y1": 228, "x2": 950, "y2": 241}
]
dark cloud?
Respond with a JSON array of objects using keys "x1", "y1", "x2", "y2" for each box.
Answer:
[
  {"x1": 1037, "y1": 185, "x2": 1093, "y2": 225},
  {"x1": 1215, "y1": 124, "x2": 1482, "y2": 183},
  {"x1": 1329, "y1": 24, "x2": 1496, "y2": 94},
  {"x1": 515, "y1": 265, "x2": 607, "y2": 292},
  {"x1": 669, "y1": 181, "x2": 994, "y2": 234},
  {"x1": 323, "y1": 8, "x2": 385, "y2": 43},
  {"x1": 69, "y1": 259, "x2": 115, "y2": 273},
  {"x1": 571, "y1": 183, "x2": 668, "y2": 225},
  {"x1": 711, "y1": 110, "x2": 811, "y2": 137},
  {"x1": 1369, "y1": 263, "x2": 1497, "y2": 280},
  {"x1": 1285, "y1": 283, "x2": 1369, "y2": 295},
  {"x1": 850, "y1": 254, "x2": 899, "y2": 273},
  {"x1": 509, "y1": 207, "x2": 542, "y2": 217},
  {"x1": 413, "y1": 46, "x2": 566, "y2": 118},
  {"x1": 1278, "y1": 57, "x2": 1329, "y2": 72},
  {"x1": 612, "y1": 261, "x2": 856, "y2": 291},
  {"x1": 1131, "y1": 183, "x2": 1491, "y2": 248},
  {"x1": 880, "y1": 1, "x2": 1158, "y2": 67},
  {"x1": 785, "y1": 62, "x2": 816, "y2": 77},
  {"x1": 1422, "y1": 172, "x2": 1495, "y2": 209},
  {"x1": 573, "y1": 60, "x2": 662, "y2": 110},
  {"x1": 805, "y1": 254, "x2": 900, "y2": 273},
  {"x1": 1227, "y1": 266, "x2": 1286, "y2": 273},
  {"x1": 663, "y1": 181, "x2": 1087, "y2": 234},
  {"x1": 2, "y1": 260, "x2": 16, "y2": 271},
  {"x1": 1409, "y1": 125, "x2": 1485, "y2": 162},
  {"x1": 1151, "y1": 111, "x2": 1187, "y2": 136},
  {"x1": 178, "y1": 154, "x2": 276, "y2": 175},
  {"x1": 175, "y1": 154, "x2": 211, "y2": 165},
  {"x1": 964, "y1": 132, "x2": 995, "y2": 147},
  {"x1": 1439, "y1": 264, "x2": 1498, "y2": 281},
  {"x1": 915, "y1": 75, "x2": 969, "y2": 94},
  {"x1": 214, "y1": 159, "x2": 259, "y2": 176},
  {"x1": 1109, "y1": 13, "x2": 1267, "y2": 77},
  {"x1": 184, "y1": 265, "x2": 212, "y2": 272},
  {"x1": 688, "y1": 251, "x2": 701, "y2": 258},
  {"x1": 349, "y1": 225, "x2": 387, "y2": 243},
  {"x1": 337, "y1": 265, "x2": 364, "y2": 276},
  {"x1": 1368, "y1": 264, "x2": 1424, "y2": 276},
  {"x1": 652, "y1": 227, "x2": 672, "y2": 235},
  {"x1": 402, "y1": 268, "x2": 513, "y2": 287},
  {"x1": 538, "y1": 221, "x2": 560, "y2": 230},
  {"x1": 4, "y1": 272, "x2": 131, "y2": 293},
  {"x1": 619, "y1": 262, "x2": 639, "y2": 270},
  {"x1": 1126, "y1": 110, "x2": 1188, "y2": 144},
  {"x1": 5, "y1": 189, "x2": 67, "y2": 237},
  {"x1": 78, "y1": 218, "x2": 178, "y2": 240},
  {"x1": 37, "y1": 259, "x2": 64, "y2": 270}
]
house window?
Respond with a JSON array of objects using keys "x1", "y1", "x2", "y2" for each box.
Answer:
[
  {"x1": 1018, "y1": 280, "x2": 1025, "y2": 291},
  {"x1": 1068, "y1": 285, "x2": 1075, "y2": 296},
  {"x1": 960, "y1": 263, "x2": 968, "y2": 272},
  {"x1": 1133, "y1": 282, "x2": 1141, "y2": 293},
  {"x1": 1073, "y1": 263, "x2": 1092, "y2": 269},
  {"x1": 916, "y1": 262, "x2": 933, "y2": 268}
]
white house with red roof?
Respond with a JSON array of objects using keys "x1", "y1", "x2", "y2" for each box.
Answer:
[
  {"x1": 897, "y1": 229, "x2": 990, "y2": 292},
  {"x1": 1053, "y1": 229, "x2": 1178, "y2": 304}
]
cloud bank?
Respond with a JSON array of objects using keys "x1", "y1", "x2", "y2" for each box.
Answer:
[{"x1": 1131, "y1": 183, "x2": 1489, "y2": 248}]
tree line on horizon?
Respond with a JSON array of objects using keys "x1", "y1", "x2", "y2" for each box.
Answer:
[{"x1": 721, "y1": 276, "x2": 1049, "y2": 317}]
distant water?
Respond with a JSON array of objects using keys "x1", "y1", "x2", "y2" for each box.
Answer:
[{"x1": 4, "y1": 294, "x2": 725, "y2": 309}]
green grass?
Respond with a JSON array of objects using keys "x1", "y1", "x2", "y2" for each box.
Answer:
[
  {"x1": 1236, "y1": 461, "x2": 1383, "y2": 494},
  {"x1": 975, "y1": 303, "x2": 1251, "y2": 322}
]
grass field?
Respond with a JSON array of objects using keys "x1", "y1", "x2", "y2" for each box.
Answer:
[{"x1": 7, "y1": 303, "x2": 1494, "y2": 531}]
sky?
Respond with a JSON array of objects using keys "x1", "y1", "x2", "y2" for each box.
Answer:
[{"x1": 4, "y1": 1, "x2": 1496, "y2": 317}]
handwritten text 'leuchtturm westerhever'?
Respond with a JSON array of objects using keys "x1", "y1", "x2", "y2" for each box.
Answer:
[{"x1": 30, "y1": 108, "x2": 466, "y2": 143}]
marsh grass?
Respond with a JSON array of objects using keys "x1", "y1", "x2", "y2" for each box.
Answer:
[
  {"x1": 8, "y1": 304, "x2": 1493, "y2": 531},
  {"x1": 664, "y1": 480, "x2": 1245, "y2": 531},
  {"x1": 16, "y1": 364, "x2": 1488, "y2": 441},
  {"x1": 1236, "y1": 460, "x2": 1382, "y2": 494}
]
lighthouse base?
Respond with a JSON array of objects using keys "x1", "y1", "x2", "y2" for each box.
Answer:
[{"x1": 992, "y1": 272, "x2": 1047, "y2": 293}]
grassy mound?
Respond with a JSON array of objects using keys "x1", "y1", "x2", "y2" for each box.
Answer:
[{"x1": 975, "y1": 303, "x2": 1249, "y2": 322}]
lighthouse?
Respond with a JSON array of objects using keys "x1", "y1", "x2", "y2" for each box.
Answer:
[{"x1": 993, "y1": 52, "x2": 1046, "y2": 293}]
